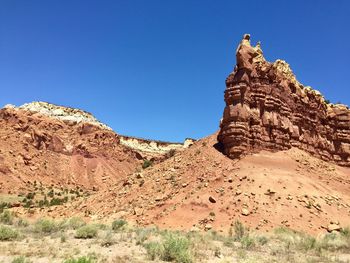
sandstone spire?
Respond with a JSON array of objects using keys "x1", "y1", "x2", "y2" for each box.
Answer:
[{"x1": 218, "y1": 34, "x2": 350, "y2": 166}]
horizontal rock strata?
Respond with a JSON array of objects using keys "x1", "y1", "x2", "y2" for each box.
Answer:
[{"x1": 218, "y1": 34, "x2": 350, "y2": 166}]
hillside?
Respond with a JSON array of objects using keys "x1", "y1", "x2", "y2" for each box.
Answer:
[
  {"x1": 0, "y1": 102, "x2": 141, "y2": 194},
  {"x1": 27, "y1": 133, "x2": 350, "y2": 235}
]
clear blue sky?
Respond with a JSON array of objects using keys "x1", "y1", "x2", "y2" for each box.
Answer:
[{"x1": 1, "y1": 1, "x2": 349, "y2": 142}]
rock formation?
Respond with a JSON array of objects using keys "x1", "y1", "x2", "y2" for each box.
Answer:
[
  {"x1": 218, "y1": 34, "x2": 350, "y2": 166},
  {"x1": 119, "y1": 135, "x2": 195, "y2": 160}
]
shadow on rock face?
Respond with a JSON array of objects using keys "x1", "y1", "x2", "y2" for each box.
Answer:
[{"x1": 213, "y1": 141, "x2": 224, "y2": 154}]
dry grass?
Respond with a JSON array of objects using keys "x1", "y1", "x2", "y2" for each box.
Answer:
[{"x1": 0, "y1": 215, "x2": 349, "y2": 263}]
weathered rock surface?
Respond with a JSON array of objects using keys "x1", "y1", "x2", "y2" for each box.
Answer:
[
  {"x1": 0, "y1": 102, "x2": 195, "y2": 192},
  {"x1": 0, "y1": 102, "x2": 141, "y2": 192},
  {"x1": 119, "y1": 135, "x2": 195, "y2": 160},
  {"x1": 218, "y1": 34, "x2": 350, "y2": 166}
]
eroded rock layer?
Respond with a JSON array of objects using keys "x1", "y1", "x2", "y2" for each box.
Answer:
[
  {"x1": 218, "y1": 34, "x2": 350, "y2": 166},
  {"x1": 0, "y1": 102, "x2": 141, "y2": 192}
]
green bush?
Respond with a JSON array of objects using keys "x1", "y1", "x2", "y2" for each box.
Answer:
[
  {"x1": 0, "y1": 225, "x2": 19, "y2": 241},
  {"x1": 11, "y1": 256, "x2": 31, "y2": 263},
  {"x1": 143, "y1": 233, "x2": 193, "y2": 263},
  {"x1": 49, "y1": 197, "x2": 65, "y2": 206},
  {"x1": 75, "y1": 225, "x2": 98, "y2": 239},
  {"x1": 38, "y1": 199, "x2": 49, "y2": 207},
  {"x1": 0, "y1": 210, "x2": 14, "y2": 225},
  {"x1": 25, "y1": 192, "x2": 35, "y2": 200},
  {"x1": 142, "y1": 160, "x2": 153, "y2": 169},
  {"x1": 144, "y1": 233, "x2": 192, "y2": 263},
  {"x1": 111, "y1": 219, "x2": 127, "y2": 231},
  {"x1": 162, "y1": 233, "x2": 192, "y2": 263},
  {"x1": 63, "y1": 256, "x2": 95, "y2": 263},
  {"x1": 144, "y1": 241, "x2": 164, "y2": 260},
  {"x1": 47, "y1": 189, "x2": 54, "y2": 198},
  {"x1": 100, "y1": 231, "x2": 115, "y2": 247},
  {"x1": 34, "y1": 218, "x2": 60, "y2": 234},
  {"x1": 298, "y1": 236, "x2": 316, "y2": 251}
]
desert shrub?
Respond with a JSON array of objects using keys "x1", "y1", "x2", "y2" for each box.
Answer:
[
  {"x1": 297, "y1": 235, "x2": 316, "y2": 251},
  {"x1": 49, "y1": 197, "x2": 65, "y2": 206},
  {"x1": 23, "y1": 200, "x2": 33, "y2": 208},
  {"x1": 142, "y1": 160, "x2": 152, "y2": 169},
  {"x1": 256, "y1": 235, "x2": 268, "y2": 245},
  {"x1": 25, "y1": 192, "x2": 35, "y2": 200},
  {"x1": 233, "y1": 220, "x2": 245, "y2": 241},
  {"x1": 60, "y1": 233, "x2": 67, "y2": 243},
  {"x1": 67, "y1": 217, "x2": 86, "y2": 230},
  {"x1": 75, "y1": 225, "x2": 98, "y2": 239},
  {"x1": 47, "y1": 189, "x2": 54, "y2": 198},
  {"x1": 0, "y1": 225, "x2": 19, "y2": 241},
  {"x1": 38, "y1": 199, "x2": 49, "y2": 207},
  {"x1": 222, "y1": 236, "x2": 234, "y2": 247},
  {"x1": 144, "y1": 241, "x2": 164, "y2": 260},
  {"x1": 34, "y1": 218, "x2": 61, "y2": 234},
  {"x1": 274, "y1": 226, "x2": 318, "y2": 251},
  {"x1": 11, "y1": 256, "x2": 31, "y2": 263},
  {"x1": 143, "y1": 233, "x2": 192, "y2": 262},
  {"x1": 100, "y1": 231, "x2": 115, "y2": 247},
  {"x1": 0, "y1": 210, "x2": 14, "y2": 225},
  {"x1": 162, "y1": 233, "x2": 192, "y2": 263},
  {"x1": 316, "y1": 232, "x2": 350, "y2": 251},
  {"x1": 63, "y1": 256, "x2": 95, "y2": 263},
  {"x1": 241, "y1": 236, "x2": 255, "y2": 249},
  {"x1": 111, "y1": 219, "x2": 127, "y2": 231}
]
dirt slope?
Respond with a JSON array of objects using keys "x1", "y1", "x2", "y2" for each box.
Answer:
[
  {"x1": 36, "y1": 133, "x2": 350, "y2": 235},
  {"x1": 0, "y1": 104, "x2": 141, "y2": 193}
]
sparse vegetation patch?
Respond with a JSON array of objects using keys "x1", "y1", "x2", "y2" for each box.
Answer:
[
  {"x1": 0, "y1": 225, "x2": 19, "y2": 240},
  {"x1": 75, "y1": 224, "x2": 98, "y2": 239}
]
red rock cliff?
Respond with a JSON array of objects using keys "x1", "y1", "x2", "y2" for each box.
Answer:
[{"x1": 218, "y1": 34, "x2": 350, "y2": 166}]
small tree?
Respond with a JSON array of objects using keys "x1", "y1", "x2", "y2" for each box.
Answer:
[{"x1": 142, "y1": 160, "x2": 152, "y2": 169}]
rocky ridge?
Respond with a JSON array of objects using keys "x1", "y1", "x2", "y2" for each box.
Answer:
[
  {"x1": 218, "y1": 34, "x2": 350, "y2": 166},
  {"x1": 119, "y1": 135, "x2": 195, "y2": 159},
  {"x1": 7, "y1": 101, "x2": 112, "y2": 130}
]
